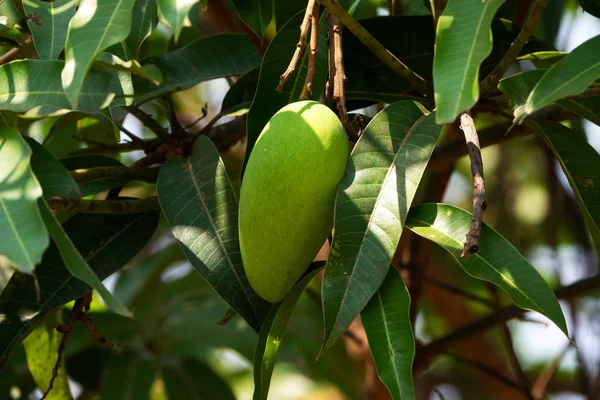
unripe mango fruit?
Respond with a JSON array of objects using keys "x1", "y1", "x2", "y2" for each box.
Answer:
[{"x1": 239, "y1": 101, "x2": 350, "y2": 303}]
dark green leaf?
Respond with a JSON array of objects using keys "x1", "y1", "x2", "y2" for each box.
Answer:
[
  {"x1": 0, "y1": 347, "x2": 36, "y2": 400},
  {"x1": 23, "y1": 0, "x2": 76, "y2": 60},
  {"x1": 0, "y1": 211, "x2": 159, "y2": 370},
  {"x1": 0, "y1": 111, "x2": 18, "y2": 128},
  {"x1": 125, "y1": 0, "x2": 158, "y2": 59},
  {"x1": 60, "y1": 155, "x2": 126, "y2": 196},
  {"x1": 100, "y1": 351, "x2": 156, "y2": 399},
  {"x1": 157, "y1": 0, "x2": 196, "y2": 42},
  {"x1": 232, "y1": 0, "x2": 273, "y2": 38},
  {"x1": 163, "y1": 358, "x2": 236, "y2": 400},
  {"x1": 221, "y1": 67, "x2": 259, "y2": 116},
  {"x1": 406, "y1": 203, "x2": 569, "y2": 337},
  {"x1": 580, "y1": 0, "x2": 600, "y2": 18},
  {"x1": 361, "y1": 268, "x2": 414, "y2": 400},
  {"x1": 321, "y1": 102, "x2": 442, "y2": 354},
  {"x1": 0, "y1": 24, "x2": 25, "y2": 46},
  {"x1": 157, "y1": 136, "x2": 270, "y2": 332}
]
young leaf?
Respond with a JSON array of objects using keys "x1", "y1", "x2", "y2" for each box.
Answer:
[
  {"x1": 232, "y1": 0, "x2": 273, "y2": 39},
  {"x1": 433, "y1": 0, "x2": 507, "y2": 124},
  {"x1": 523, "y1": 35, "x2": 600, "y2": 118},
  {"x1": 100, "y1": 351, "x2": 156, "y2": 399},
  {"x1": 157, "y1": 136, "x2": 270, "y2": 332},
  {"x1": 62, "y1": 0, "x2": 135, "y2": 108},
  {"x1": 321, "y1": 102, "x2": 442, "y2": 354},
  {"x1": 361, "y1": 268, "x2": 414, "y2": 400},
  {"x1": 244, "y1": 11, "x2": 328, "y2": 172},
  {"x1": 0, "y1": 211, "x2": 160, "y2": 370},
  {"x1": 162, "y1": 358, "x2": 236, "y2": 400},
  {"x1": 23, "y1": 0, "x2": 76, "y2": 60},
  {"x1": 527, "y1": 119, "x2": 600, "y2": 256},
  {"x1": 406, "y1": 203, "x2": 569, "y2": 337},
  {"x1": 157, "y1": 0, "x2": 196, "y2": 42},
  {"x1": 125, "y1": 0, "x2": 158, "y2": 59},
  {"x1": 0, "y1": 129, "x2": 48, "y2": 273},
  {"x1": 253, "y1": 263, "x2": 324, "y2": 400}
]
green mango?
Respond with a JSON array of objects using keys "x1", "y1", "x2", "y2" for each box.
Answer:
[{"x1": 239, "y1": 101, "x2": 350, "y2": 303}]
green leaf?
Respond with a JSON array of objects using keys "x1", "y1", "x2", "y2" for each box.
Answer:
[
  {"x1": 406, "y1": 203, "x2": 569, "y2": 337},
  {"x1": 0, "y1": 24, "x2": 25, "y2": 46},
  {"x1": 0, "y1": 347, "x2": 36, "y2": 399},
  {"x1": 157, "y1": 136, "x2": 270, "y2": 332},
  {"x1": 23, "y1": 0, "x2": 77, "y2": 60},
  {"x1": 522, "y1": 35, "x2": 600, "y2": 119},
  {"x1": 100, "y1": 351, "x2": 156, "y2": 399},
  {"x1": 232, "y1": 0, "x2": 273, "y2": 39},
  {"x1": 0, "y1": 128, "x2": 48, "y2": 273},
  {"x1": 321, "y1": 102, "x2": 442, "y2": 354},
  {"x1": 62, "y1": 0, "x2": 135, "y2": 108},
  {"x1": 433, "y1": 0, "x2": 507, "y2": 124},
  {"x1": 517, "y1": 51, "x2": 566, "y2": 68},
  {"x1": 157, "y1": 0, "x2": 197, "y2": 42},
  {"x1": 0, "y1": 60, "x2": 114, "y2": 112},
  {"x1": 580, "y1": 0, "x2": 600, "y2": 18},
  {"x1": 125, "y1": 0, "x2": 158, "y2": 59},
  {"x1": 0, "y1": 211, "x2": 160, "y2": 370},
  {"x1": 221, "y1": 67, "x2": 259, "y2": 116},
  {"x1": 136, "y1": 34, "x2": 260, "y2": 101},
  {"x1": 23, "y1": 310, "x2": 73, "y2": 400},
  {"x1": 163, "y1": 358, "x2": 236, "y2": 400},
  {"x1": 93, "y1": 53, "x2": 157, "y2": 84},
  {"x1": 0, "y1": 111, "x2": 18, "y2": 128},
  {"x1": 244, "y1": 10, "x2": 328, "y2": 172},
  {"x1": 253, "y1": 263, "x2": 324, "y2": 400},
  {"x1": 527, "y1": 120, "x2": 600, "y2": 256},
  {"x1": 60, "y1": 155, "x2": 126, "y2": 197},
  {"x1": 361, "y1": 268, "x2": 414, "y2": 400}
]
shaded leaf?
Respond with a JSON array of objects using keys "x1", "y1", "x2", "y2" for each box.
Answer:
[
  {"x1": 580, "y1": 0, "x2": 600, "y2": 18},
  {"x1": 0, "y1": 111, "x2": 18, "y2": 128},
  {"x1": 60, "y1": 155, "x2": 126, "y2": 196},
  {"x1": 361, "y1": 268, "x2": 414, "y2": 400},
  {"x1": 125, "y1": 0, "x2": 158, "y2": 59},
  {"x1": 163, "y1": 358, "x2": 236, "y2": 400},
  {"x1": 433, "y1": 0, "x2": 507, "y2": 124},
  {"x1": 0, "y1": 128, "x2": 48, "y2": 273},
  {"x1": 221, "y1": 67, "x2": 259, "y2": 116},
  {"x1": 157, "y1": 136, "x2": 270, "y2": 332},
  {"x1": 62, "y1": 0, "x2": 135, "y2": 108},
  {"x1": 406, "y1": 203, "x2": 569, "y2": 337},
  {"x1": 157, "y1": 0, "x2": 197, "y2": 42},
  {"x1": 0, "y1": 24, "x2": 25, "y2": 46},
  {"x1": 0, "y1": 211, "x2": 160, "y2": 370},
  {"x1": 100, "y1": 351, "x2": 156, "y2": 399},
  {"x1": 0, "y1": 347, "x2": 36, "y2": 400},
  {"x1": 232, "y1": 0, "x2": 273, "y2": 38},
  {"x1": 23, "y1": 0, "x2": 76, "y2": 60},
  {"x1": 321, "y1": 102, "x2": 442, "y2": 354}
]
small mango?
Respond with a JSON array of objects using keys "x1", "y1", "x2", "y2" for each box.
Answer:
[{"x1": 239, "y1": 101, "x2": 349, "y2": 303}]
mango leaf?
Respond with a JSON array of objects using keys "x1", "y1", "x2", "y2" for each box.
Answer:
[
  {"x1": 0, "y1": 24, "x2": 25, "y2": 46},
  {"x1": 23, "y1": 0, "x2": 76, "y2": 60},
  {"x1": 157, "y1": 0, "x2": 197, "y2": 42},
  {"x1": 580, "y1": 0, "x2": 600, "y2": 19},
  {"x1": 0, "y1": 347, "x2": 36, "y2": 399},
  {"x1": 0, "y1": 211, "x2": 160, "y2": 370},
  {"x1": 136, "y1": 34, "x2": 260, "y2": 100},
  {"x1": 157, "y1": 136, "x2": 270, "y2": 332},
  {"x1": 125, "y1": 0, "x2": 158, "y2": 59},
  {"x1": 253, "y1": 263, "x2": 324, "y2": 400},
  {"x1": 93, "y1": 53, "x2": 157, "y2": 83},
  {"x1": 522, "y1": 35, "x2": 600, "y2": 119},
  {"x1": 244, "y1": 11, "x2": 328, "y2": 172},
  {"x1": 0, "y1": 129, "x2": 48, "y2": 273},
  {"x1": 406, "y1": 203, "x2": 569, "y2": 337},
  {"x1": 433, "y1": 0, "x2": 507, "y2": 124},
  {"x1": 60, "y1": 155, "x2": 126, "y2": 197},
  {"x1": 361, "y1": 268, "x2": 414, "y2": 400},
  {"x1": 0, "y1": 60, "x2": 114, "y2": 112},
  {"x1": 527, "y1": 120, "x2": 600, "y2": 256},
  {"x1": 62, "y1": 0, "x2": 135, "y2": 108},
  {"x1": 163, "y1": 358, "x2": 236, "y2": 400},
  {"x1": 0, "y1": 111, "x2": 18, "y2": 128},
  {"x1": 100, "y1": 351, "x2": 156, "y2": 399},
  {"x1": 232, "y1": 0, "x2": 273, "y2": 39},
  {"x1": 517, "y1": 51, "x2": 566, "y2": 68},
  {"x1": 321, "y1": 102, "x2": 442, "y2": 354},
  {"x1": 221, "y1": 67, "x2": 259, "y2": 116}
]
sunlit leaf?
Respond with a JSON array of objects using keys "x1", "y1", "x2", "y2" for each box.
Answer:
[
  {"x1": 0, "y1": 24, "x2": 25, "y2": 46},
  {"x1": 157, "y1": 0, "x2": 197, "y2": 42},
  {"x1": 23, "y1": 0, "x2": 76, "y2": 60},
  {"x1": 163, "y1": 358, "x2": 236, "y2": 400},
  {"x1": 232, "y1": 0, "x2": 273, "y2": 38},
  {"x1": 100, "y1": 351, "x2": 156, "y2": 399},
  {"x1": 321, "y1": 102, "x2": 442, "y2": 354},
  {"x1": 517, "y1": 51, "x2": 566, "y2": 68},
  {"x1": 125, "y1": 0, "x2": 158, "y2": 59},
  {"x1": 406, "y1": 203, "x2": 569, "y2": 337},
  {"x1": 93, "y1": 53, "x2": 157, "y2": 84}
]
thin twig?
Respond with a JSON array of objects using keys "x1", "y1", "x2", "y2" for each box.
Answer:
[
  {"x1": 116, "y1": 123, "x2": 145, "y2": 146},
  {"x1": 0, "y1": 47, "x2": 20, "y2": 65},
  {"x1": 184, "y1": 105, "x2": 208, "y2": 130},
  {"x1": 424, "y1": 276, "x2": 497, "y2": 308},
  {"x1": 459, "y1": 112, "x2": 486, "y2": 257},
  {"x1": 300, "y1": 2, "x2": 320, "y2": 99},
  {"x1": 124, "y1": 105, "x2": 170, "y2": 141},
  {"x1": 531, "y1": 343, "x2": 571, "y2": 399},
  {"x1": 277, "y1": 0, "x2": 318, "y2": 92},
  {"x1": 69, "y1": 166, "x2": 160, "y2": 183},
  {"x1": 68, "y1": 138, "x2": 161, "y2": 156},
  {"x1": 46, "y1": 196, "x2": 160, "y2": 214}
]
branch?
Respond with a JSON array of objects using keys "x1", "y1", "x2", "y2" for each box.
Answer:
[
  {"x1": 424, "y1": 276, "x2": 497, "y2": 308},
  {"x1": 68, "y1": 138, "x2": 161, "y2": 156},
  {"x1": 46, "y1": 196, "x2": 160, "y2": 214},
  {"x1": 69, "y1": 166, "x2": 160, "y2": 183},
  {"x1": 481, "y1": 0, "x2": 548, "y2": 92},
  {"x1": 124, "y1": 105, "x2": 170, "y2": 141},
  {"x1": 277, "y1": 0, "x2": 318, "y2": 92},
  {"x1": 300, "y1": 2, "x2": 320, "y2": 99},
  {"x1": 459, "y1": 112, "x2": 486, "y2": 257},
  {"x1": 319, "y1": 0, "x2": 430, "y2": 95}
]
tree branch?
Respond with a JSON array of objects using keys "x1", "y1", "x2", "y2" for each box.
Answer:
[
  {"x1": 300, "y1": 2, "x2": 320, "y2": 99},
  {"x1": 69, "y1": 166, "x2": 160, "y2": 183},
  {"x1": 47, "y1": 196, "x2": 160, "y2": 214},
  {"x1": 124, "y1": 105, "x2": 170, "y2": 141}
]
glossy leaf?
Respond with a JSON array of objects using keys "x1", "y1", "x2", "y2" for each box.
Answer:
[
  {"x1": 0, "y1": 60, "x2": 113, "y2": 112},
  {"x1": 232, "y1": 0, "x2": 273, "y2": 38},
  {"x1": 433, "y1": 0, "x2": 507, "y2": 124},
  {"x1": 406, "y1": 203, "x2": 569, "y2": 337},
  {"x1": 23, "y1": 0, "x2": 76, "y2": 60},
  {"x1": 527, "y1": 120, "x2": 600, "y2": 256},
  {"x1": 0, "y1": 24, "x2": 25, "y2": 46},
  {"x1": 62, "y1": 0, "x2": 135, "y2": 108},
  {"x1": 163, "y1": 358, "x2": 236, "y2": 400},
  {"x1": 254, "y1": 263, "x2": 324, "y2": 400},
  {"x1": 522, "y1": 35, "x2": 600, "y2": 119},
  {"x1": 100, "y1": 351, "x2": 156, "y2": 399},
  {"x1": 362, "y1": 268, "x2": 414, "y2": 400},
  {"x1": 321, "y1": 102, "x2": 442, "y2": 354},
  {"x1": 60, "y1": 155, "x2": 126, "y2": 196},
  {"x1": 157, "y1": 0, "x2": 197, "y2": 42},
  {"x1": 0, "y1": 128, "x2": 48, "y2": 273},
  {"x1": 244, "y1": 11, "x2": 328, "y2": 171},
  {"x1": 157, "y1": 136, "x2": 270, "y2": 332},
  {"x1": 0, "y1": 211, "x2": 160, "y2": 370},
  {"x1": 125, "y1": 0, "x2": 158, "y2": 58},
  {"x1": 23, "y1": 310, "x2": 73, "y2": 400}
]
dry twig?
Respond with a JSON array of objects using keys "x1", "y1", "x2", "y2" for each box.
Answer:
[{"x1": 300, "y1": 3, "x2": 320, "y2": 99}]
